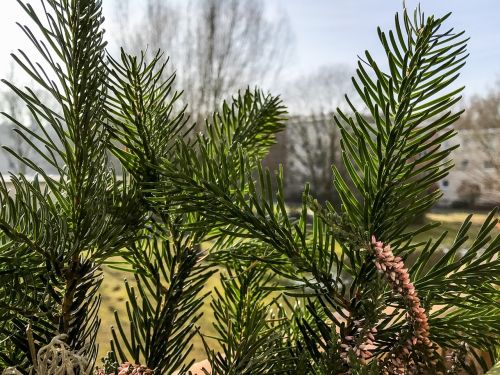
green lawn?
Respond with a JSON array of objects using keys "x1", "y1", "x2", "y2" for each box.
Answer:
[
  {"x1": 412, "y1": 211, "x2": 493, "y2": 247},
  {"x1": 96, "y1": 209, "x2": 498, "y2": 363}
]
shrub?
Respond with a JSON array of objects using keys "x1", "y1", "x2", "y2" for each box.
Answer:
[{"x1": 456, "y1": 180, "x2": 482, "y2": 208}]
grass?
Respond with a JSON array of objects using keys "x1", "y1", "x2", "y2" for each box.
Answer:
[
  {"x1": 487, "y1": 362, "x2": 500, "y2": 374},
  {"x1": 412, "y1": 211, "x2": 489, "y2": 247},
  {"x1": 95, "y1": 209, "x2": 498, "y2": 364}
]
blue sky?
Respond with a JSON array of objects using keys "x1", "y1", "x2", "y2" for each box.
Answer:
[
  {"x1": 0, "y1": 0, "x2": 498, "y2": 99},
  {"x1": 273, "y1": 0, "x2": 500, "y2": 98}
]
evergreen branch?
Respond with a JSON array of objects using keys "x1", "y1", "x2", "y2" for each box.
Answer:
[
  {"x1": 0, "y1": 0, "x2": 133, "y2": 369},
  {"x1": 110, "y1": 237, "x2": 215, "y2": 374},
  {"x1": 204, "y1": 263, "x2": 293, "y2": 375},
  {"x1": 332, "y1": 8, "x2": 468, "y2": 245},
  {"x1": 106, "y1": 49, "x2": 190, "y2": 186}
]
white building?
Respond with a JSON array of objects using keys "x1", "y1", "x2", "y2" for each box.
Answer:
[{"x1": 439, "y1": 128, "x2": 500, "y2": 207}]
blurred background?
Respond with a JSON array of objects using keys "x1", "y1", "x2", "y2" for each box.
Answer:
[
  {"x1": 0, "y1": 0, "x2": 498, "y2": 361},
  {"x1": 0, "y1": 0, "x2": 500, "y2": 208},
  {"x1": 0, "y1": 0, "x2": 499, "y2": 207}
]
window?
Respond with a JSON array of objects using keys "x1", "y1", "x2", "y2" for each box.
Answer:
[
  {"x1": 442, "y1": 180, "x2": 449, "y2": 188},
  {"x1": 484, "y1": 160, "x2": 494, "y2": 169},
  {"x1": 461, "y1": 159, "x2": 469, "y2": 169}
]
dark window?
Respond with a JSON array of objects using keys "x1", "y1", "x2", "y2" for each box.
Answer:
[
  {"x1": 442, "y1": 180, "x2": 449, "y2": 188},
  {"x1": 461, "y1": 160, "x2": 469, "y2": 169},
  {"x1": 484, "y1": 160, "x2": 494, "y2": 169}
]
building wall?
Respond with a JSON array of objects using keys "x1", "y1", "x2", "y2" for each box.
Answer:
[{"x1": 438, "y1": 128, "x2": 500, "y2": 207}]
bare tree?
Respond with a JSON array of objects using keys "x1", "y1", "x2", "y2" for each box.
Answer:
[
  {"x1": 285, "y1": 113, "x2": 341, "y2": 203},
  {"x1": 0, "y1": 65, "x2": 58, "y2": 176},
  {"x1": 113, "y1": 0, "x2": 179, "y2": 57},
  {"x1": 283, "y1": 64, "x2": 354, "y2": 115},
  {"x1": 112, "y1": 0, "x2": 293, "y2": 121},
  {"x1": 456, "y1": 82, "x2": 500, "y2": 131},
  {"x1": 282, "y1": 66, "x2": 354, "y2": 204},
  {"x1": 0, "y1": 66, "x2": 37, "y2": 175}
]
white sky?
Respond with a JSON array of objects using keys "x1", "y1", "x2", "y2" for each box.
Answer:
[{"x1": 0, "y1": 0, "x2": 499, "y2": 98}]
